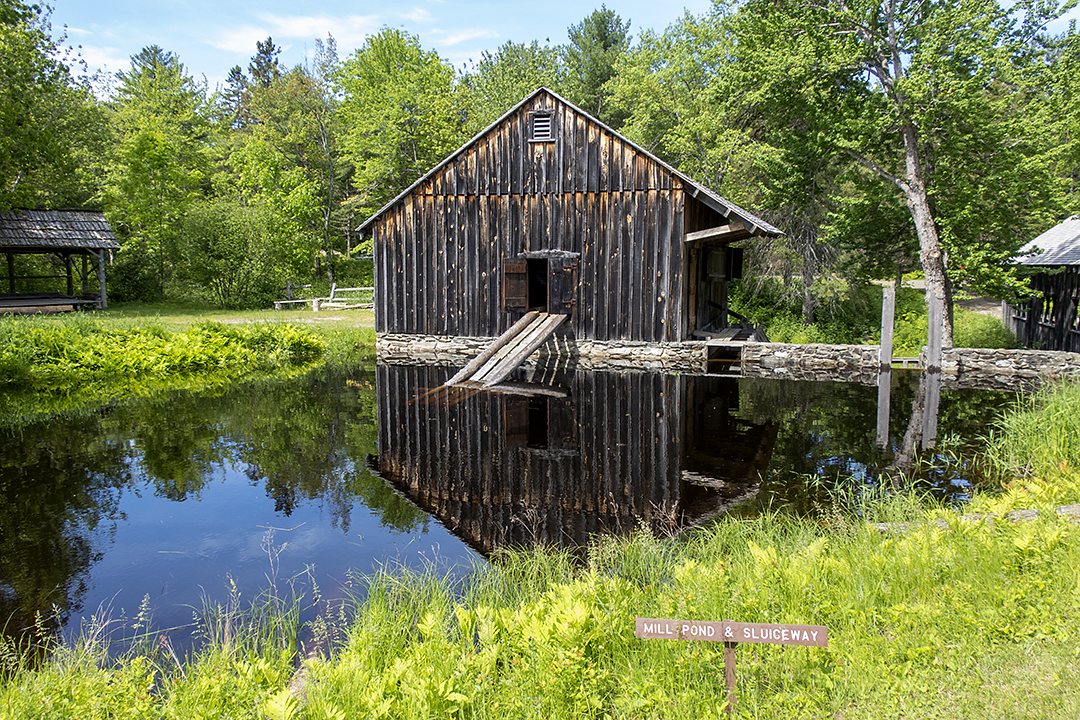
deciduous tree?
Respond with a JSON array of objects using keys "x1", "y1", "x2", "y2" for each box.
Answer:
[
  {"x1": 463, "y1": 40, "x2": 566, "y2": 132},
  {"x1": 0, "y1": 1, "x2": 104, "y2": 211},
  {"x1": 104, "y1": 45, "x2": 210, "y2": 296},
  {"x1": 728, "y1": 0, "x2": 1075, "y2": 345},
  {"x1": 336, "y1": 28, "x2": 466, "y2": 216}
]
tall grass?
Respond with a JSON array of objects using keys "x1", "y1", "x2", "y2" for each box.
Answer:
[
  {"x1": 732, "y1": 278, "x2": 1019, "y2": 352},
  {"x1": 0, "y1": 555, "x2": 333, "y2": 719},
  {"x1": 983, "y1": 380, "x2": 1080, "y2": 478},
  {"x1": 1, "y1": 490, "x2": 1077, "y2": 718}
]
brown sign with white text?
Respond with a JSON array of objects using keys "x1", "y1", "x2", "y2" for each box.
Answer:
[{"x1": 635, "y1": 618, "x2": 828, "y2": 648}]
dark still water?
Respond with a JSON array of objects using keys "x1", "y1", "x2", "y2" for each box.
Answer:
[{"x1": 0, "y1": 361, "x2": 1015, "y2": 646}]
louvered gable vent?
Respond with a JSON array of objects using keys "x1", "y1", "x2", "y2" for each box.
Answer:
[{"x1": 530, "y1": 112, "x2": 554, "y2": 142}]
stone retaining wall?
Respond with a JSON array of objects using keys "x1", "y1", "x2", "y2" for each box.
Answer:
[
  {"x1": 741, "y1": 343, "x2": 882, "y2": 385},
  {"x1": 742, "y1": 342, "x2": 1080, "y2": 390},
  {"x1": 377, "y1": 334, "x2": 1080, "y2": 389},
  {"x1": 376, "y1": 333, "x2": 709, "y2": 373}
]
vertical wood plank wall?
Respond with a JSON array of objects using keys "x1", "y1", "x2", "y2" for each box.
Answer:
[
  {"x1": 1005, "y1": 266, "x2": 1080, "y2": 352},
  {"x1": 373, "y1": 91, "x2": 726, "y2": 343}
]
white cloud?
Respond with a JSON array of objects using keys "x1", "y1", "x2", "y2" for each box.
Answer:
[
  {"x1": 401, "y1": 8, "x2": 433, "y2": 23},
  {"x1": 209, "y1": 13, "x2": 381, "y2": 55},
  {"x1": 74, "y1": 43, "x2": 130, "y2": 75},
  {"x1": 430, "y1": 27, "x2": 499, "y2": 46}
]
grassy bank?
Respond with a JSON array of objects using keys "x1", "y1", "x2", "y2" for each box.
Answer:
[
  {"x1": 0, "y1": 309, "x2": 375, "y2": 423},
  {"x1": 732, "y1": 280, "x2": 1018, "y2": 354},
  {"x1": 2, "y1": 385, "x2": 1079, "y2": 717},
  {"x1": 2, "y1": 481, "x2": 1077, "y2": 719}
]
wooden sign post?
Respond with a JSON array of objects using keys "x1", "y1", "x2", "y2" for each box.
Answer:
[{"x1": 636, "y1": 618, "x2": 829, "y2": 715}]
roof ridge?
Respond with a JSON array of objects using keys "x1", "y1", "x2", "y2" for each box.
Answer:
[{"x1": 356, "y1": 87, "x2": 781, "y2": 237}]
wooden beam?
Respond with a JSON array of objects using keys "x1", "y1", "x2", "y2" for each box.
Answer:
[
  {"x1": 684, "y1": 222, "x2": 751, "y2": 245},
  {"x1": 97, "y1": 250, "x2": 107, "y2": 309},
  {"x1": 446, "y1": 311, "x2": 539, "y2": 386}
]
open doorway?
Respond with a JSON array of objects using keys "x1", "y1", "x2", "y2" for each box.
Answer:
[{"x1": 527, "y1": 258, "x2": 548, "y2": 312}]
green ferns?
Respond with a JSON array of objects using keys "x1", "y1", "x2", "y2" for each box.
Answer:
[
  {"x1": 0, "y1": 316, "x2": 326, "y2": 423},
  {"x1": 0, "y1": 317, "x2": 324, "y2": 390}
]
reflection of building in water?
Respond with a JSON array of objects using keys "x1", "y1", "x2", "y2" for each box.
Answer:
[{"x1": 372, "y1": 364, "x2": 777, "y2": 556}]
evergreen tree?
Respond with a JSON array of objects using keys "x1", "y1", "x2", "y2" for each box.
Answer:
[
  {"x1": 564, "y1": 5, "x2": 631, "y2": 126},
  {"x1": 249, "y1": 37, "x2": 282, "y2": 89}
]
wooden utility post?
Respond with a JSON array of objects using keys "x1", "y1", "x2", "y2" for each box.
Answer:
[
  {"x1": 923, "y1": 292, "x2": 944, "y2": 448},
  {"x1": 877, "y1": 287, "x2": 896, "y2": 447}
]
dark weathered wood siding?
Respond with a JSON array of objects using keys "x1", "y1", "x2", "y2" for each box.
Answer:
[
  {"x1": 372, "y1": 90, "x2": 726, "y2": 342},
  {"x1": 1005, "y1": 266, "x2": 1080, "y2": 352}
]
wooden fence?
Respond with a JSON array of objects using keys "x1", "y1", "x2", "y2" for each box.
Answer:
[{"x1": 1005, "y1": 266, "x2": 1080, "y2": 352}]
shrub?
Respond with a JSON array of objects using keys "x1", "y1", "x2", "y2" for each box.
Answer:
[
  {"x1": 954, "y1": 309, "x2": 1018, "y2": 349},
  {"x1": 109, "y1": 242, "x2": 164, "y2": 303},
  {"x1": 178, "y1": 201, "x2": 288, "y2": 309}
]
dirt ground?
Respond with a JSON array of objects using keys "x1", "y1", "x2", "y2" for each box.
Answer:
[
  {"x1": 955, "y1": 296, "x2": 1004, "y2": 319},
  {"x1": 897, "y1": 279, "x2": 1004, "y2": 319}
]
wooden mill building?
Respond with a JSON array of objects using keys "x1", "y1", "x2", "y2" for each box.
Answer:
[
  {"x1": 1005, "y1": 215, "x2": 1080, "y2": 352},
  {"x1": 359, "y1": 88, "x2": 780, "y2": 346},
  {"x1": 0, "y1": 210, "x2": 119, "y2": 312}
]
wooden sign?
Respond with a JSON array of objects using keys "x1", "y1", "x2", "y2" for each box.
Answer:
[
  {"x1": 635, "y1": 618, "x2": 828, "y2": 647},
  {"x1": 636, "y1": 618, "x2": 829, "y2": 715}
]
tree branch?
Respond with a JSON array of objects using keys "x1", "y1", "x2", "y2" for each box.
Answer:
[{"x1": 839, "y1": 146, "x2": 908, "y2": 193}]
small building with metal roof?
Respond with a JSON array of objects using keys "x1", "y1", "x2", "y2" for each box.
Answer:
[
  {"x1": 1005, "y1": 215, "x2": 1080, "y2": 352},
  {"x1": 358, "y1": 88, "x2": 780, "y2": 348}
]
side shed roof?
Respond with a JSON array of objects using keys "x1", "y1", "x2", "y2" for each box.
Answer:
[
  {"x1": 1015, "y1": 215, "x2": 1080, "y2": 266},
  {"x1": 0, "y1": 209, "x2": 121, "y2": 251},
  {"x1": 357, "y1": 87, "x2": 781, "y2": 237}
]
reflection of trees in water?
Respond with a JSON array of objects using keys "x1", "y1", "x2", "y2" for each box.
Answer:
[
  {"x1": 0, "y1": 414, "x2": 130, "y2": 648},
  {"x1": 0, "y1": 363, "x2": 427, "y2": 653},
  {"x1": 739, "y1": 374, "x2": 1015, "y2": 512},
  {"x1": 105, "y1": 364, "x2": 423, "y2": 533}
]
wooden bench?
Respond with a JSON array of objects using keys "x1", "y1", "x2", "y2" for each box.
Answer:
[
  {"x1": 315, "y1": 285, "x2": 374, "y2": 311},
  {"x1": 273, "y1": 285, "x2": 375, "y2": 311}
]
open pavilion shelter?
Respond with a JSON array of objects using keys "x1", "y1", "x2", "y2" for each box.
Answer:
[{"x1": 0, "y1": 209, "x2": 120, "y2": 312}]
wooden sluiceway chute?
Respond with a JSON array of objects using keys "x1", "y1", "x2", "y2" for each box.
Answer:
[{"x1": 369, "y1": 364, "x2": 778, "y2": 556}]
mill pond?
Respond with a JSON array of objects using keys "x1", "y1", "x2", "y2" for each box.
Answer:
[{"x1": 0, "y1": 360, "x2": 1017, "y2": 650}]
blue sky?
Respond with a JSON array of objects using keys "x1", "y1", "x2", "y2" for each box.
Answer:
[
  {"x1": 51, "y1": 0, "x2": 1080, "y2": 94},
  {"x1": 51, "y1": 0, "x2": 712, "y2": 92}
]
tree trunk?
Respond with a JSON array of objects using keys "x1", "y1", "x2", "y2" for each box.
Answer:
[{"x1": 900, "y1": 122, "x2": 954, "y2": 347}]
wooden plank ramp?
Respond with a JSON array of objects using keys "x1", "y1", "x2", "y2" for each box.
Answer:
[{"x1": 447, "y1": 312, "x2": 568, "y2": 388}]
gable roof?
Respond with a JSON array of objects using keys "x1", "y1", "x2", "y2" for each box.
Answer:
[
  {"x1": 0, "y1": 209, "x2": 120, "y2": 251},
  {"x1": 357, "y1": 87, "x2": 781, "y2": 237},
  {"x1": 1016, "y1": 215, "x2": 1080, "y2": 267}
]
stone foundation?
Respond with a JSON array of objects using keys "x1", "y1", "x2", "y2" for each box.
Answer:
[
  {"x1": 741, "y1": 342, "x2": 1080, "y2": 390},
  {"x1": 376, "y1": 333, "x2": 710, "y2": 373},
  {"x1": 376, "y1": 334, "x2": 1080, "y2": 389}
]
